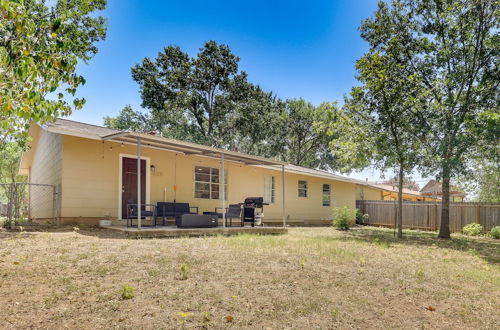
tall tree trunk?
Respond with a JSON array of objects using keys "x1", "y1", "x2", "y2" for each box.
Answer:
[
  {"x1": 438, "y1": 164, "x2": 451, "y2": 238},
  {"x1": 397, "y1": 164, "x2": 404, "y2": 239}
]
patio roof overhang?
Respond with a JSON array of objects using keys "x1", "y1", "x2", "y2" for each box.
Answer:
[
  {"x1": 101, "y1": 131, "x2": 286, "y2": 166},
  {"x1": 102, "y1": 131, "x2": 287, "y2": 230}
]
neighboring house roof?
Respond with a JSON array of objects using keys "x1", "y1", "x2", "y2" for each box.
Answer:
[
  {"x1": 420, "y1": 179, "x2": 466, "y2": 197},
  {"x1": 367, "y1": 183, "x2": 423, "y2": 197}
]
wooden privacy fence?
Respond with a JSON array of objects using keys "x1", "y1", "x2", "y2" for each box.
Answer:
[{"x1": 356, "y1": 200, "x2": 500, "y2": 233}]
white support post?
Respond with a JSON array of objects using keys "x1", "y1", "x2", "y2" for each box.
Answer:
[
  {"x1": 221, "y1": 153, "x2": 226, "y2": 228},
  {"x1": 137, "y1": 137, "x2": 142, "y2": 230},
  {"x1": 282, "y1": 164, "x2": 286, "y2": 228}
]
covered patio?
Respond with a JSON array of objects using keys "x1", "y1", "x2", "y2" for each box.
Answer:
[{"x1": 101, "y1": 131, "x2": 288, "y2": 231}]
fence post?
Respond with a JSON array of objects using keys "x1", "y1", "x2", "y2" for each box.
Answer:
[
  {"x1": 476, "y1": 204, "x2": 480, "y2": 225},
  {"x1": 434, "y1": 203, "x2": 439, "y2": 231},
  {"x1": 53, "y1": 185, "x2": 60, "y2": 227},
  {"x1": 427, "y1": 204, "x2": 430, "y2": 229},
  {"x1": 6, "y1": 184, "x2": 13, "y2": 228}
]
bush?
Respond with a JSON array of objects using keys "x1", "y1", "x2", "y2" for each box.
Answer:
[
  {"x1": 462, "y1": 223, "x2": 483, "y2": 236},
  {"x1": 355, "y1": 208, "x2": 369, "y2": 225},
  {"x1": 179, "y1": 263, "x2": 190, "y2": 280},
  {"x1": 332, "y1": 206, "x2": 356, "y2": 230},
  {"x1": 120, "y1": 284, "x2": 135, "y2": 299},
  {"x1": 489, "y1": 226, "x2": 500, "y2": 239}
]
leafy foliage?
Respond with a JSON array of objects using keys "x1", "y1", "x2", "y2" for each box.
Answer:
[
  {"x1": 276, "y1": 99, "x2": 339, "y2": 170},
  {"x1": 120, "y1": 284, "x2": 135, "y2": 299},
  {"x1": 0, "y1": 142, "x2": 24, "y2": 184},
  {"x1": 332, "y1": 206, "x2": 356, "y2": 230},
  {"x1": 0, "y1": 0, "x2": 107, "y2": 147},
  {"x1": 131, "y1": 41, "x2": 279, "y2": 149},
  {"x1": 489, "y1": 226, "x2": 500, "y2": 239},
  {"x1": 462, "y1": 223, "x2": 483, "y2": 237},
  {"x1": 355, "y1": 208, "x2": 369, "y2": 225},
  {"x1": 328, "y1": 10, "x2": 425, "y2": 238},
  {"x1": 179, "y1": 263, "x2": 190, "y2": 280},
  {"x1": 106, "y1": 41, "x2": 341, "y2": 170},
  {"x1": 103, "y1": 105, "x2": 152, "y2": 132},
  {"x1": 458, "y1": 153, "x2": 500, "y2": 202},
  {"x1": 348, "y1": 0, "x2": 499, "y2": 238}
]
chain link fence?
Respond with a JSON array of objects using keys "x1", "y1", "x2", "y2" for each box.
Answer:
[{"x1": 0, "y1": 182, "x2": 57, "y2": 228}]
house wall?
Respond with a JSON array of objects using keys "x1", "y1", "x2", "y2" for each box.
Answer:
[
  {"x1": 59, "y1": 136, "x2": 357, "y2": 225},
  {"x1": 355, "y1": 185, "x2": 382, "y2": 200},
  {"x1": 28, "y1": 126, "x2": 62, "y2": 219}
]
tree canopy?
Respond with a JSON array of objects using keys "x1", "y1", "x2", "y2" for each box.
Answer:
[
  {"x1": 277, "y1": 99, "x2": 339, "y2": 170},
  {"x1": 0, "y1": 0, "x2": 107, "y2": 148},
  {"x1": 356, "y1": 0, "x2": 499, "y2": 238},
  {"x1": 328, "y1": 47, "x2": 424, "y2": 238},
  {"x1": 130, "y1": 41, "x2": 280, "y2": 149},
  {"x1": 103, "y1": 105, "x2": 152, "y2": 132},
  {"x1": 104, "y1": 41, "x2": 341, "y2": 170}
]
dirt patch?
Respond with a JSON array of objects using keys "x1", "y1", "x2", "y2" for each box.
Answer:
[{"x1": 0, "y1": 227, "x2": 498, "y2": 329}]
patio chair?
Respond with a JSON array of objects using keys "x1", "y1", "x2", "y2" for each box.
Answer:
[
  {"x1": 215, "y1": 204, "x2": 242, "y2": 227},
  {"x1": 126, "y1": 199, "x2": 157, "y2": 227}
]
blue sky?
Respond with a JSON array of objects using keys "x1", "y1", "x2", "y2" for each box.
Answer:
[
  {"x1": 68, "y1": 0, "x2": 431, "y2": 183},
  {"x1": 71, "y1": 0, "x2": 379, "y2": 124}
]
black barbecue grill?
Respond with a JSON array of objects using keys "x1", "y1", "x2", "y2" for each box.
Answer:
[{"x1": 242, "y1": 197, "x2": 266, "y2": 227}]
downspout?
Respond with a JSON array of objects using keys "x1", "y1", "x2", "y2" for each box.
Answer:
[
  {"x1": 137, "y1": 137, "x2": 141, "y2": 230},
  {"x1": 221, "y1": 153, "x2": 226, "y2": 228}
]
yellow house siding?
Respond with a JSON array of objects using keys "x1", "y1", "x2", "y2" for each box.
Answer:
[
  {"x1": 29, "y1": 128, "x2": 62, "y2": 218},
  {"x1": 61, "y1": 136, "x2": 119, "y2": 218},
  {"x1": 59, "y1": 136, "x2": 357, "y2": 223},
  {"x1": 355, "y1": 185, "x2": 381, "y2": 200}
]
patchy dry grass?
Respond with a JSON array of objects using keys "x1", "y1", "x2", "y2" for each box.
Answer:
[{"x1": 0, "y1": 226, "x2": 498, "y2": 329}]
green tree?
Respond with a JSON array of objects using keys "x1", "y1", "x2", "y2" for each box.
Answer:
[
  {"x1": 329, "y1": 50, "x2": 423, "y2": 238},
  {"x1": 0, "y1": 142, "x2": 25, "y2": 207},
  {"x1": 474, "y1": 160, "x2": 500, "y2": 202},
  {"x1": 103, "y1": 105, "x2": 152, "y2": 132},
  {"x1": 131, "y1": 40, "x2": 280, "y2": 149},
  {"x1": 458, "y1": 144, "x2": 500, "y2": 202},
  {"x1": 382, "y1": 177, "x2": 420, "y2": 191},
  {"x1": 359, "y1": 0, "x2": 499, "y2": 238},
  {"x1": 277, "y1": 99, "x2": 339, "y2": 170},
  {"x1": 0, "y1": 142, "x2": 24, "y2": 184},
  {"x1": 0, "y1": 0, "x2": 107, "y2": 148}
]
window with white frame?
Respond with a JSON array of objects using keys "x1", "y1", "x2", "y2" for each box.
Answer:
[
  {"x1": 194, "y1": 166, "x2": 227, "y2": 199},
  {"x1": 298, "y1": 180, "x2": 308, "y2": 197},
  {"x1": 264, "y1": 176, "x2": 275, "y2": 204},
  {"x1": 322, "y1": 184, "x2": 331, "y2": 206}
]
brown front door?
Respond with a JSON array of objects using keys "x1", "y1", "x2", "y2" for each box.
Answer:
[{"x1": 122, "y1": 157, "x2": 146, "y2": 218}]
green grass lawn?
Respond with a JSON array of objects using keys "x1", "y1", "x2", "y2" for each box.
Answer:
[{"x1": 0, "y1": 226, "x2": 498, "y2": 329}]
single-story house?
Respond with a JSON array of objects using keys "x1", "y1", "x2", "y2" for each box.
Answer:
[{"x1": 19, "y1": 119, "x2": 376, "y2": 226}]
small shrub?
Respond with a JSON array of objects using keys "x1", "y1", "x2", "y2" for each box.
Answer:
[
  {"x1": 415, "y1": 267, "x2": 425, "y2": 282},
  {"x1": 120, "y1": 284, "x2": 135, "y2": 300},
  {"x1": 462, "y1": 223, "x2": 483, "y2": 236},
  {"x1": 355, "y1": 208, "x2": 369, "y2": 225},
  {"x1": 489, "y1": 226, "x2": 500, "y2": 239},
  {"x1": 332, "y1": 206, "x2": 356, "y2": 230},
  {"x1": 2, "y1": 217, "x2": 12, "y2": 229},
  {"x1": 179, "y1": 263, "x2": 190, "y2": 280}
]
